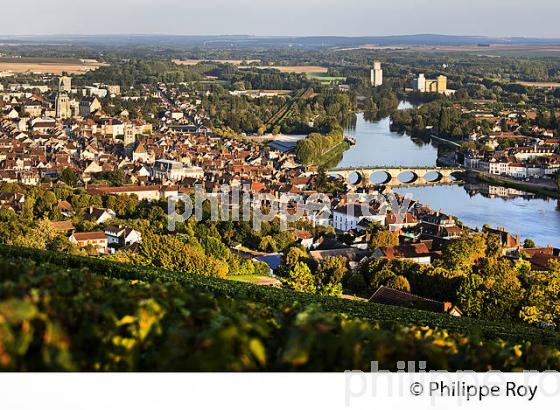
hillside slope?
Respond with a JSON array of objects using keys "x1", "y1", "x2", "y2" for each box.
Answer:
[{"x1": 1, "y1": 245, "x2": 559, "y2": 371}]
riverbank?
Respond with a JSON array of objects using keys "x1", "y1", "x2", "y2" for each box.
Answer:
[
  {"x1": 429, "y1": 134, "x2": 463, "y2": 148},
  {"x1": 468, "y1": 170, "x2": 559, "y2": 199},
  {"x1": 315, "y1": 140, "x2": 351, "y2": 168}
]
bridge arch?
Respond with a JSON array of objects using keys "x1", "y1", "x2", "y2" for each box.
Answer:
[
  {"x1": 448, "y1": 170, "x2": 463, "y2": 181},
  {"x1": 369, "y1": 171, "x2": 392, "y2": 185},
  {"x1": 396, "y1": 171, "x2": 419, "y2": 184},
  {"x1": 423, "y1": 171, "x2": 444, "y2": 183},
  {"x1": 347, "y1": 171, "x2": 363, "y2": 186}
]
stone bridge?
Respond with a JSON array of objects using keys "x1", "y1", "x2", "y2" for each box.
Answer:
[{"x1": 328, "y1": 166, "x2": 464, "y2": 187}]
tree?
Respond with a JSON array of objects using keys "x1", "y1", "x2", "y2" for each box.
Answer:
[
  {"x1": 457, "y1": 259, "x2": 524, "y2": 320},
  {"x1": 438, "y1": 107, "x2": 452, "y2": 136},
  {"x1": 103, "y1": 170, "x2": 127, "y2": 187},
  {"x1": 386, "y1": 275, "x2": 411, "y2": 293},
  {"x1": 536, "y1": 110, "x2": 549, "y2": 129},
  {"x1": 360, "y1": 258, "x2": 400, "y2": 291},
  {"x1": 259, "y1": 236, "x2": 278, "y2": 253},
  {"x1": 9, "y1": 219, "x2": 58, "y2": 250},
  {"x1": 316, "y1": 256, "x2": 348, "y2": 296},
  {"x1": 134, "y1": 231, "x2": 228, "y2": 278},
  {"x1": 485, "y1": 233, "x2": 503, "y2": 258},
  {"x1": 549, "y1": 110, "x2": 559, "y2": 130},
  {"x1": 523, "y1": 239, "x2": 536, "y2": 249},
  {"x1": 285, "y1": 247, "x2": 308, "y2": 268},
  {"x1": 201, "y1": 236, "x2": 230, "y2": 260},
  {"x1": 273, "y1": 231, "x2": 296, "y2": 252},
  {"x1": 370, "y1": 230, "x2": 399, "y2": 250},
  {"x1": 438, "y1": 233, "x2": 486, "y2": 274},
  {"x1": 60, "y1": 168, "x2": 79, "y2": 187},
  {"x1": 0, "y1": 208, "x2": 17, "y2": 222},
  {"x1": 451, "y1": 126, "x2": 464, "y2": 139},
  {"x1": 283, "y1": 262, "x2": 316, "y2": 293}
]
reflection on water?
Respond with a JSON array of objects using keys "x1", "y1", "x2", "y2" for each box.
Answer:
[
  {"x1": 339, "y1": 112, "x2": 445, "y2": 168},
  {"x1": 394, "y1": 184, "x2": 560, "y2": 247},
  {"x1": 336, "y1": 104, "x2": 560, "y2": 247}
]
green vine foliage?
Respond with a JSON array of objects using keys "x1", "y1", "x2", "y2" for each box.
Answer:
[{"x1": 1, "y1": 245, "x2": 560, "y2": 371}]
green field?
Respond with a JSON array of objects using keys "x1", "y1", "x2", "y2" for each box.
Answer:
[
  {"x1": 227, "y1": 274, "x2": 280, "y2": 285},
  {"x1": 306, "y1": 72, "x2": 346, "y2": 84}
]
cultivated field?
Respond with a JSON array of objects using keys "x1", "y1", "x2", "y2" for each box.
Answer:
[
  {"x1": 247, "y1": 65, "x2": 328, "y2": 74},
  {"x1": 0, "y1": 57, "x2": 106, "y2": 75},
  {"x1": 173, "y1": 59, "x2": 261, "y2": 65},
  {"x1": 306, "y1": 72, "x2": 346, "y2": 83}
]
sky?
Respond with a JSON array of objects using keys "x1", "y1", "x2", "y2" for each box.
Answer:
[{"x1": 1, "y1": 0, "x2": 559, "y2": 38}]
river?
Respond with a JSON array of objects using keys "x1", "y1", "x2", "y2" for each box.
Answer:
[{"x1": 338, "y1": 103, "x2": 560, "y2": 247}]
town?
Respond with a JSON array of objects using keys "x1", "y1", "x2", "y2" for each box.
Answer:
[{"x1": 1, "y1": 32, "x2": 560, "y2": 374}]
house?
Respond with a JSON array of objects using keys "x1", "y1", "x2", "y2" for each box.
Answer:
[
  {"x1": 0, "y1": 192, "x2": 25, "y2": 210},
  {"x1": 368, "y1": 286, "x2": 463, "y2": 316},
  {"x1": 372, "y1": 243, "x2": 432, "y2": 265},
  {"x1": 301, "y1": 202, "x2": 331, "y2": 227},
  {"x1": 529, "y1": 253, "x2": 560, "y2": 271},
  {"x1": 309, "y1": 247, "x2": 369, "y2": 271},
  {"x1": 151, "y1": 159, "x2": 204, "y2": 181},
  {"x1": 69, "y1": 231, "x2": 108, "y2": 253},
  {"x1": 483, "y1": 226, "x2": 521, "y2": 254},
  {"x1": 23, "y1": 100, "x2": 43, "y2": 117},
  {"x1": 49, "y1": 220, "x2": 75, "y2": 234},
  {"x1": 87, "y1": 185, "x2": 179, "y2": 202},
  {"x1": 385, "y1": 212, "x2": 418, "y2": 232},
  {"x1": 104, "y1": 225, "x2": 142, "y2": 248},
  {"x1": 288, "y1": 229, "x2": 314, "y2": 249},
  {"x1": 332, "y1": 203, "x2": 384, "y2": 232},
  {"x1": 132, "y1": 142, "x2": 150, "y2": 163},
  {"x1": 57, "y1": 200, "x2": 73, "y2": 217},
  {"x1": 83, "y1": 207, "x2": 116, "y2": 224}
]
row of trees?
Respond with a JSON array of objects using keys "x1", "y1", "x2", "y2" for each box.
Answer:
[
  {"x1": 295, "y1": 128, "x2": 344, "y2": 165},
  {"x1": 203, "y1": 87, "x2": 354, "y2": 135}
]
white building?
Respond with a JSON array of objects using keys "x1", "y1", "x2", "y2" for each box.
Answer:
[
  {"x1": 105, "y1": 225, "x2": 142, "y2": 248},
  {"x1": 413, "y1": 74, "x2": 426, "y2": 92},
  {"x1": 370, "y1": 61, "x2": 383, "y2": 87},
  {"x1": 332, "y1": 203, "x2": 385, "y2": 232},
  {"x1": 301, "y1": 202, "x2": 331, "y2": 227},
  {"x1": 152, "y1": 159, "x2": 204, "y2": 181}
]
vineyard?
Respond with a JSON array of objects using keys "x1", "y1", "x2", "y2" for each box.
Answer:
[{"x1": 1, "y1": 244, "x2": 560, "y2": 371}]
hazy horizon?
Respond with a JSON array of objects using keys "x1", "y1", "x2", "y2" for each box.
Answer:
[{"x1": 1, "y1": 0, "x2": 559, "y2": 38}]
